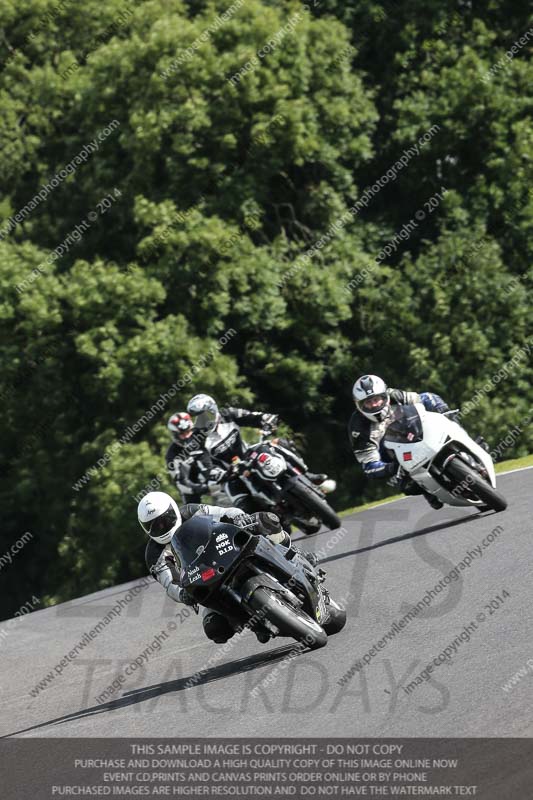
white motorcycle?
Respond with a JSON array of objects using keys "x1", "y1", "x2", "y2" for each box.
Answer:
[{"x1": 383, "y1": 403, "x2": 507, "y2": 512}]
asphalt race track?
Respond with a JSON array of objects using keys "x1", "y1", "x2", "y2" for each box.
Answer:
[{"x1": 2, "y1": 468, "x2": 531, "y2": 739}]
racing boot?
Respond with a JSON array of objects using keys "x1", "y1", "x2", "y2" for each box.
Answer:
[
  {"x1": 307, "y1": 472, "x2": 327, "y2": 484},
  {"x1": 399, "y1": 474, "x2": 442, "y2": 508},
  {"x1": 423, "y1": 492, "x2": 443, "y2": 510},
  {"x1": 307, "y1": 472, "x2": 336, "y2": 493}
]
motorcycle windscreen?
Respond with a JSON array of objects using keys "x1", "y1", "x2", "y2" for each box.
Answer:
[
  {"x1": 170, "y1": 516, "x2": 213, "y2": 570},
  {"x1": 384, "y1": 404, "x2": 424, "y2": 444}
]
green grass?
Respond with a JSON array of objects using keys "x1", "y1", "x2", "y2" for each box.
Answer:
[
  {"x1": 340, "y1": 453, "x2": 532, "y2": 518},
  {"x1": 494, "y1": 453, "x2": 533, "y2": 473}
]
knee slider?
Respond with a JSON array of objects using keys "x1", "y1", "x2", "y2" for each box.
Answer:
[{"x1": 203, "y1": 611, "x2": 235, "y2": 644}]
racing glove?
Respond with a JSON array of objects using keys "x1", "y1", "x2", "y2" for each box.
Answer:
[
  {"x1": 419, "y1": 392, "x2": 449, "y2": 414},
  {"x1": 261, "y1": 413, "x2": 279, "y2": 433},
  {"x1": 220, "y1": 510, "x2": 289, "y2": 544},
  {"x1": 363, "y1": 460, "x2": 397, "y2": 479},
  {"x1": 220, "y1": 510, "x2": 256, "y2": 529},
  {"x1": 252, "y1": 512, "x2": 291, "y2": 547},
  {"x1": 207, "y1": 466, "x2": 226, "y2": 486}
]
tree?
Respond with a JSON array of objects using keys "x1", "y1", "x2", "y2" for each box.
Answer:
[{"x1": 0, "y1": 0, "x2": 530, "y2": 615}]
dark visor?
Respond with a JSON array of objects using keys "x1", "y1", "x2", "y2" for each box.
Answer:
[{"x1": 141, "y1": 504, "x2": 177, "y2": 537}]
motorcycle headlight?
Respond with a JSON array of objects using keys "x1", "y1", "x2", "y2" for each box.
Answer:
[{"x1": 257, "y1": 453, "x2": 285, "y2": 477}]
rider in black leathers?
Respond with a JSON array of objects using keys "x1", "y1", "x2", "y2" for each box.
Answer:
[
  {"x1": 138, "y1": 492, "x2": 307, "y2": 643},
  {"x1": 186, "y1": 394, "x2": 329, "y2": 512},
  {"x1": 165, "y1": 411, "x2": 210, "y2": 503}
]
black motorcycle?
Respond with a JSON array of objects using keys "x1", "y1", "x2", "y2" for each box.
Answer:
[
  {"x1": 171, "y1": 515, "x2": 346, "y2": 649},
  {"x1": 217, "y1": 435, "x2": 341, "y2": 535}
]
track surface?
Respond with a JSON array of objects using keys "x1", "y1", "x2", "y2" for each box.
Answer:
[{"x1": 1, "y1": 468, "x2": 531, "y2": 738}]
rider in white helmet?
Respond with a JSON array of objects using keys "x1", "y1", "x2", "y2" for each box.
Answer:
[
  {"x1": 137, "y1": 491, "x2": 294, "y2": 643},
  {"x1": 349, "y1": 374, "x2": 449, "y2": 508}
]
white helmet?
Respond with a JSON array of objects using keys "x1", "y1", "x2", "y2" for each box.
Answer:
[
  {"x1": 137, "y1": 491, "x2": 181, "y2": 544},
  {"x1": 187, "y1": 393, "x2": 220, "y2": 432},
  {"x1": 352, "y1": 374, "x2": 390, "y2": 421}
]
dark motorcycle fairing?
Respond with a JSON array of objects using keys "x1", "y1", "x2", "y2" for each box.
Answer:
[
  {"x1": 171, "y1": 516, "x2": 323, "y2": 625},
  {"x1": 237, "y1": 443, "x2": 327, "y2": 518}
]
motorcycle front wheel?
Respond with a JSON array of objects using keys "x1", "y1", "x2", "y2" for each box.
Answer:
[
  {"x1": 322, "y1": 598, "x2": 347, "y2": 636},
  {"x1": 248, "y1": 587, "x2": 327, "y2": 650},
  {"x1": 287, "y1": 480, "x2": 341, "y2": 533},
  {"x1": 446, "y1": 458, "x2": 507, "y2": 512}
]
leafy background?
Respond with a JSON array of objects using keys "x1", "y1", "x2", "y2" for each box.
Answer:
[{"x1": 0, "y1": 0, "x2": 531, "y2": 615}]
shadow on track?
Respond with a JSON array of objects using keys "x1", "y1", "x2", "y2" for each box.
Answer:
[
  {"x1": 319, "y1": 511, "x2": 489, "y2": 566},
  {"x1": 2, "y1": 643, "x2": 302, "y2": 738}
]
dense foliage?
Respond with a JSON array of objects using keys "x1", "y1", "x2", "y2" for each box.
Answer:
[{"x1": 1, "y1": 0, "x2": 531, "y2": 614}]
